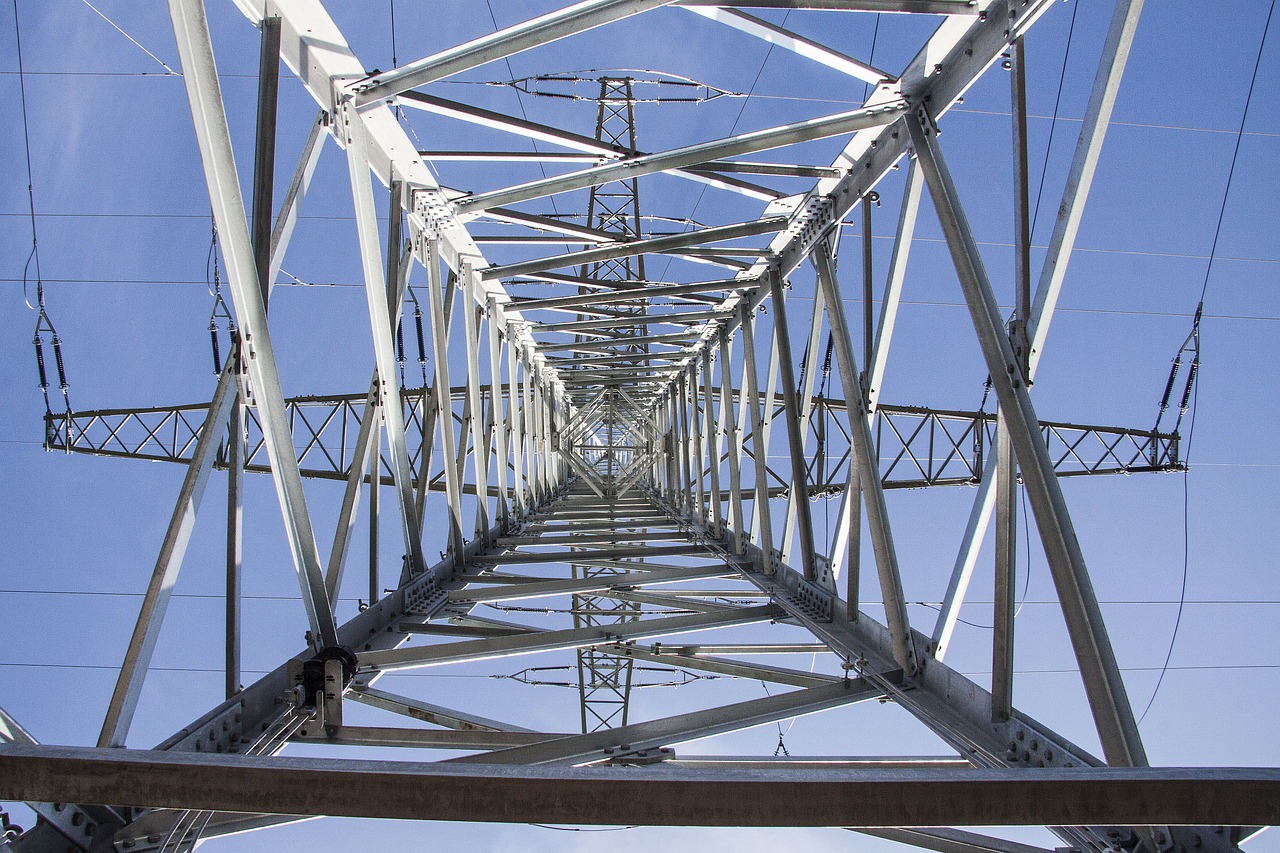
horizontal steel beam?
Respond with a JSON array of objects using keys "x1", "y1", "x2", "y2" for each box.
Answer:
[
  {"x1": 456, "y1": 102, "x2": 906, "y2": 214},
  {"x1": 399, "y1": 93, "x2": 779, "y2": 201},
  {"x1": 483, "y1": 218, "x2": 786, "y2": 280},
  {"x1": 358, "y1": 604, "x2": 784, "y2": 671},
  {"x1": 674, "y1": 0, "x2": 978, "y2": 11},
  {"x1": 294, "y1": 726, "x2": 564, "y2": 750},
  {"x1": 451, "y1": 676, "x2": 885, "y2": 765},
  {"x1": 351, "y1": 0, "x2": 675, "y2": 106},
  {"x1": 3, "y1": 746, "x2": 1275, "y2": 827},
  {"x1": 446, "y1": 564, "x2": 731, "y2": 603}
]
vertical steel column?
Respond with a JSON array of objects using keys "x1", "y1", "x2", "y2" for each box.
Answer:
[
  {"x1": 701, "y1": 347, "x2": 722, "y2": 535},
  {"x1": 663, "y1": 385, "x2": 675, "y2": 504},
  {"x1": 225, "y1": 395, "x2": 242, "y2": 699},
  {"x1": 250, "y1": 16, "x2": 280, "y2": 304},
  {"x1": 993, "y1": 34, "x2": 1031, "y2": 723},
  {"x1": 508, "y1": 326, "x2": 528, "y2": 517},
  {"x1": 812, "y1": 241, "x2": 915, "y2": 673},
  {"x1": 688, "y1": 363, "x2": 706, "y2": 521},
  {"x1": 531, "y1": 358, "x2": 547, "y2": 504},
  {"x1": 344, "y1": 123, "x2": 428, "y2": 577},
  {"x1": 223, "y1": 17, "x2": 277, "y2": 700},
  {"x1": 541, "y1": 363, "x2": 556, "y2": 497},
  {"x1": 933, "y1": 477, "x2": 995, "y2": 659},
  {"x1": 368, "y1": 423, "x2": 381, "y2": 604},
  {"x1": 677, "y1": 374, "x2": 693, "y2": 513},
  {"x1": 452, "y1": 357, "x2": 476, "y2": 521},
  {"x1": 481, "y1": 385, "x2": 500, "y2": 512},
  {"x1": 862, "y1": 194, "x2": 874, "y2": 374},
  {"x1": 462, "y1": 271, "x2": 491, "y2": 536},
  {"x1": 425, "y1": 241, "x2": 465, "y2": 559},
  {"x1": 489, "y1": 299, "x2": 511, "y2": 527},
  {"x1": 329, "y1": 228, "x2": 413, "y2": 603},
  {"x1": 1011, "y1": 37, "x2": 1032, "y2": 376},
  {"x1": 267, "y1": 110, "x2": 325, "y2": 289},
  {"x1": 749, "y1": 324, "x2": 782, "y2": 540},
  {"x1": 719, "y1": 327, "x2": 744, "y2": 552},
  {"x1": 521, "y1": 345, "x2": 538, "y2": 506},
  {"x1": 865, "y1": 161, "x2": 922, "y2": 412},
  {"x1": 844, "y1": 482, "x2": 861, "y2": 619},
  {"x1": 992, "y1": 418, "x2": 1016, "y2": 722},
  {"x1": 413, "y1": 276, "x2": 456, "y2": 527},
  {"x1": 781, "y1": 284, "x2": 826, "y2": 569},
  {"x1": 739, "y1": 301, "x2": 775, "y2": 572},
  {"x1": 168, "y1": 0, "x2": 336, "y2": 652},
  {"x1": 906, "y1": 112, "x2": 1147, "y2": 768},
  {"x1": 327, "y1": 389, "x2": 378, "y2": 605},
  {"x1": 766, "y1": 270, "x2": 817, "y2": 582}
]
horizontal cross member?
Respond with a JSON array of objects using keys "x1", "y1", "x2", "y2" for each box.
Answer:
[{"x1": 2, "y1": 745, "x2": 1275, "y2": 827}]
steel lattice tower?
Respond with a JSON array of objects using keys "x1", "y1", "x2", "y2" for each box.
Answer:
[{"x1": 1, "y1": 1, "x2": 1276, "y2": 852}]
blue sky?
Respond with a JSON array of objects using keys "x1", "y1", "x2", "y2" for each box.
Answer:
[{"x1": 1, "y1": 0, "x2": 1278, "y2": 850}]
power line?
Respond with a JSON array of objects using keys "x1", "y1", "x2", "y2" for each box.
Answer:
[
  {"x1": 1137, "y1": 0, "x2": 1274, "y2": 727},
  {"x1": 1028, "y1": 0, "x2": 1079, "y2": 244},
  {"x1": 13, "y1": 0, "x2": 73, "y2": 419}
]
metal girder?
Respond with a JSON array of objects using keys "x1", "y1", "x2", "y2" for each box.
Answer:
[
  {"x1": 674, "y1": 1, "x2": 979, "y2": 11},
  {"x1": 398, "y1": 93, "x2": 779, "y2": 201},
  {"x1": 358, "y1": 604, "x2": 783, "y2": 671},
  {"x1": 484, "y1": 218, "x2": 787, "y2": 280},
  {"x1": 685, "y1": 7, "x2": 892, "y2": 84},
  {"x1": 3, "y1": 746, "x2": 1276, "y2": 827},
  {"x1": 449, "y1": 675, "x2": 887, "y2": 765},
  {"x1": 48, "y1": 391, "x2": 1180, "y2": 497},
  {"x1": 455, "y1": 102, "x2": 906, "y2": 214},
  {"x1": 348, "y1": 687, "x2": 535, "y2": 733},
  {"x1": 349, "y1": 0, "x2": 677, "y2": 107},
  {"x1": 447, "y1": 562, "x2": 729, "y2": 604}
]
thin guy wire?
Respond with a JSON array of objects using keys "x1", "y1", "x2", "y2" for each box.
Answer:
[{"x1": 77, "y1": 0, "x2": 179, "y2": 75}]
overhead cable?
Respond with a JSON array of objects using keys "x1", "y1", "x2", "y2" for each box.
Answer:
[{"x1": 1139, "y1": 0, "x2": 1275, "y2": 727}]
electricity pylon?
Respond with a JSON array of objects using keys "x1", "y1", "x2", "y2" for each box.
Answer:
[{"x1": 2, "y1": 2, "x2": 1274, "y2": 853}]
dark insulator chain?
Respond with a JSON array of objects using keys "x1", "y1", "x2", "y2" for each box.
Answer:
[
  {"x1": 395, "y1": 286, "x2": 430, "y2": 388},
  {"x1": 32, "y1": 306, "x2": 69, "y2": 417},
  {"x1": 1154, "y1": 301, "x2": 1202, "y2": 436}
]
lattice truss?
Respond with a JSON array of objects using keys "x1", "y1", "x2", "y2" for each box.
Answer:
[{"x1": 2, "y1": 1, "x2": 1275, "y2": 852}]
